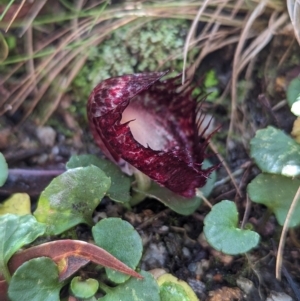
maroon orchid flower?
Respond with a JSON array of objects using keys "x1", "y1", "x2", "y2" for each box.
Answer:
[{"x1": 87, "y1": 71, "x2": 216, "y2": 198}]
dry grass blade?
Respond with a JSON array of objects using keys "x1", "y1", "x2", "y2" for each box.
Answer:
[
  {"x1": 209, "y1": 140, "x2": 242, "y2": 197},
  {"x1": 182, "y1": 0, "x2": 211, "y2": 84},
  {"x1": 229, "y1": 0, "x2": 268, "y2": 142},
  {"x1": 287, "y1": 0, "x2": 300, "y2": 45},
  {"x1": 24, "y1": 27, "x2": 37, "y2": 94},
  {"x1": 276, "y1": 185, "x2": 300, "y2": 280},
  {"x1": 17, "y1": 0, "x2": 47, "y2": 37},
  {"x1": 5, "y1": 0, "x2": 26, "y2": 32},
  {"x1": 228, "y1": 1, "x2": 288, "y2": 143},
  {"x1": 0, "y1": 0, "x2": 295, "y2": 124}
]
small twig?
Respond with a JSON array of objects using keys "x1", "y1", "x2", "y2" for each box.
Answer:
[
  {"x1": 276, "y1": 185, "x2": 300, "y2": 280},
  {"x1": 209, "y1": 140, "x2": 242, "y2": 197},
  {"x1": 9, "y1": 169, "x2": 64, "y2": 177},
  {"x1": 213, "y1": 162, "x2": 251, "y2": 187},
  {"x1": 241, "y1": 194, "x2": 252, "y2": 229},
  {"x1": 136, "y1": 209, "x2": 170, "y2": 231}
]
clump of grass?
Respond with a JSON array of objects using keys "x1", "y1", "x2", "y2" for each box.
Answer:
[{"x1": 0, "y1": 0, "x2": 293, "y2": 127}]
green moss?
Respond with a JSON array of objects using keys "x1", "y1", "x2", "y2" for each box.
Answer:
[{"x1": 71, "y1": 18, "x2": 191, "y2": 113}]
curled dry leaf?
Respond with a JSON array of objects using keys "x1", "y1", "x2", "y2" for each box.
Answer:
[
  {"x1": 87, "y1": 71, "x2": 216, "y2": 198},
  {"x1": 7, "y1": 239, "x2": 142, "y2": 282}
]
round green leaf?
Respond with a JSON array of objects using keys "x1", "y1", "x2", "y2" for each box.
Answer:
[
  {"x1": 8, "y1": 257, "x2": 63, "y2": 301},
  {"x1": 248, "y1": 173, "x2": 300, "y2": 227},
  {"x1": 71, "y1": 276, "x2": 99, "y2": 299},
  {"x1": 92, "y1": 218, "x2": 143, "y2": 283},
  {"x1": 100, "y1": 270, "x2": 160, "y2": 301},
  {"x1": 34, "y1": 166, "x2": 111, "y2": 235},
  {"x1": 66, "y1": 154, "x2": 131, "y2": 203},
  {"x1": 0, "y1": 152, "x2": 8, "y2": 187},
  {"x1": 0, "y1": 214, "x2": 46, "y2": 280},
  {"x1": 203, "y1": 200, "x2": 260, "y2": 255},
  {"x1": 157, "y1": 274, "x2": 198, "y2": 301},
  {"x1": 250, "y1": 126, "x2": 300, "y2": 177},
  {"x1": 287, "y1": 77, "x2": 300, "y2": 116}
]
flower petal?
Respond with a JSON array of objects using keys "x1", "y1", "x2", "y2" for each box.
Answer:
[{"x1": 87, "y1": 71, "x2": 215, "y2": 198}]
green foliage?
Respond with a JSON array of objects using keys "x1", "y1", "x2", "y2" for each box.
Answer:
[
  {"x1": 204, "y1": 69, "x2": 219, "y2": 101},
  {"x1": 248, "y1": 125, "x2": 300, "y2": 227},
  {"x1": 70, "y1": 276, "x2": 99, "y2": 299},
  {"x1": 0, "y1": 152, "x2": 8, "y2": 187},
  {"x1": 8, "y1": 257, "x2": 63, "y2": 301},
  {"x1": 0, "y1": 193, "x2": 31, "y2": 216},
  {"x1": 134, "y1": 159, "x2": 216, "y2": 215},
  {"x1": 72, "y1": 19, "x2": 190, "y2": 111},
  {"x1": 248, "y1": 174, "x2": 300, "y2": 227},
  {"x1": 157, "y1": 274, "x2": 198, "y2": 301},
  {"x1": 34, "y1": 166, "x2": 111, "y2": 235},
  {"x1": 137, "y1": 182, "x2": 203, "y2": 215},
  {"x1": 66, "y1": 154, "x2": 131, "y2": 203},
  {"x1": 287, "y1": 77, "x2": 300, "y2": 116},
  {"x1": 250, "y1": 126, "x2": 300, "y2": 177},
  {"x1": 0, "y1": 214, "x2": 46, "y2": 282},
  {"x1": 99, "y1": 270, "x2": 160, "y2": 301},
  {"x1": 93, "y1": 218, "x2": 143, "y2": 284},
  {"x1": 198, "y1": 160, "x2": 217, "y2": 198},
  {"x1": 203, "y1": 200, "x2": 260, "y2": 255}
]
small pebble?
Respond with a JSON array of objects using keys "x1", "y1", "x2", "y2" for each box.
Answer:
[
  {"x1": 182, "y1": 247, "x2": 191, "y2": 259},
  {"x1": 158, "y1": 225, "x2": 169, "y2": 234},
  {"x1": 187, "y1": 278, "x2": 206, "y2": 300},
  {"x1": 236, "y1": 276, "x2": 254, "y2": 294},
  {"x1": 266, "y1": 291, "x2": 293, "y2": 301},
  {"x1": 141, "y1": 242, "x2": 168, "y2": 270},
  {"x1": 36, "y1": 126, "x2": 56, "y2": 147}
]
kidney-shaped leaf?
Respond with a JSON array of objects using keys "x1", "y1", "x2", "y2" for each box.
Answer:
[
  {"x1": 34, "y1": 166, "x2": 111, "y2": 235},
  {"x1": 250, "y1": 126, "x2": 300, "y2": 177},
  {"x1": 0, "y1": 214, "x2": 45, "y2": 281},
  {"x1": 93, "y1": 218, "x2": 143, "y2": 283},
  {"x1": 157, "y1": 273, "x2": 198, "y2": 301},
  {"x1": 0, "y1": 152, "x2": 8, "y2": 187},
  {"x1": 204, "y1": 200, "x2": 260, "y2": 255},
  {"x1": 0, "y1": 193, "x2": 31, "y2": 216},
  {"x1": 248, "y1": 173, "x2": 300, "y2": 227},
  {"x1": 8, "y1": 257, "x2": 63, "y2": 301},
  {"x1": 100, "y1": 270, "x2": 160, "y2": 301},
  {"x1": 70, "y1": 276, "x2": 99, "y2": 299},
  {"x1": 66, "y1": 154, "x2": 131, "y2": 203},
  {"x1": 287, "y1": 77, "x2": 300, "y2": 116}
]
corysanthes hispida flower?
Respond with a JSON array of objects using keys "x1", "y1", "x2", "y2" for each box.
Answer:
[{"x1": 87, "y1": 71, "x2": 216, "y2": 198}]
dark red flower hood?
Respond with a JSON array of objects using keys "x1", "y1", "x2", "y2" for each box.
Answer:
[{"x1": 87, "y1": 71, "x2": 215, "y2": 198}]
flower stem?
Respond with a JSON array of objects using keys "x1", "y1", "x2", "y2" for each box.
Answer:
[
  {"x1": 2, "y1": 264, "x2": 11, "y2": 283},
  {"x1": 98, "y1": 281, "x2": 113, "y2": 295},
  {"x1": 130, "y1": 169, "x2": 152, "y2": 206}
]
